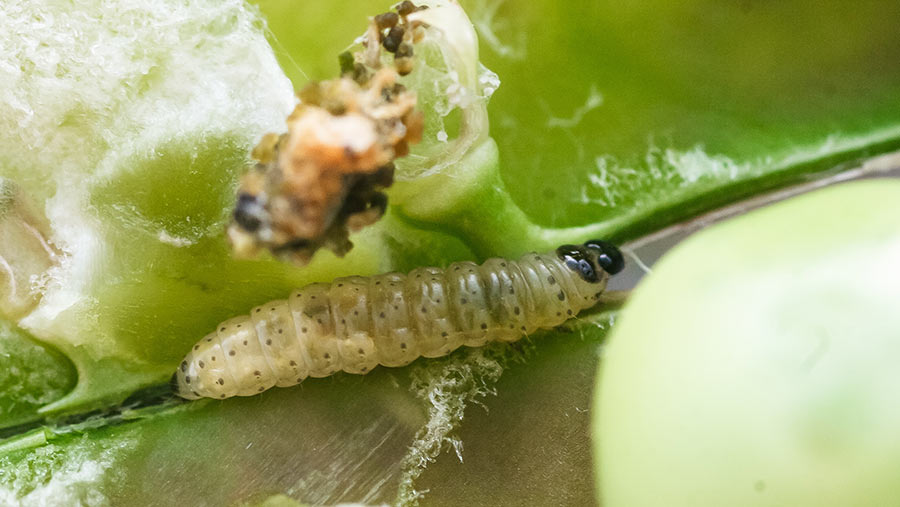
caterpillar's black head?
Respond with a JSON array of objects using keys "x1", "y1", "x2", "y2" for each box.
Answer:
[
  {"x1": 556, "y1": 239, "x2": 624, "y2": 283},
  {"x1": 584, "y1": 239, "x2": 625, "y2": 275}
]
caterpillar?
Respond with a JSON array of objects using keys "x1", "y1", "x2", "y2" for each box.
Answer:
[{"x1": 172, "y1": 240, "x2": 624, "y2": 400}]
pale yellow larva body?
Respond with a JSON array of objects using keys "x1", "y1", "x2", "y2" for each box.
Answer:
[{"x1": 174, "y1": 245, "x2": 619, "y2": 400}]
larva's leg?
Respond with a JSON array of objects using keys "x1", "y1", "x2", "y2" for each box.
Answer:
[
  {"x1": 478, "y1": 258, "x2": 524, "y2": 342},
  {"x1": 445, "y1": 262, "x2": 495, "y2": 348},
  {"x1": 328, "y1": 276, "x2": 378, "y2": 374},
  {"x1": 289, "y1": 284, "x2": 342, "y2": 377},
  {"x1": 406, "y1": 267, "x2": 459, "y2": 358},
  {"x1": 368, "y1": 273, "x2": 419, "y2": 367}
]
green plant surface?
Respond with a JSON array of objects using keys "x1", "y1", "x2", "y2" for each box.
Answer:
[
  {"x1": 0, "y1": 0, "x2": 898, "y2": 504},
  {"x1": 595, "y1": 180, "x2": 900, "y2": 506}
]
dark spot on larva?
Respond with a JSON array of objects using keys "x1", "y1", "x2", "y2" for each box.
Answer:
[
  {"x1": 317, "y1": 319, "x2": 323, "y2": 324},
  {"x1": 181, "y1": 361, "x2": 187, "y2": 372},
  {"x1": 400, "y1": 342, "x2": 407, "y2": 349},
  {"x1": 266, "y1": 339, "x2": 272, "y2": 345},
  {"x1": 337, "y1": 283, "x2": 344, "y2": 287},
  {"x1": 278, "y1": 329, "x2": 283, "y2": 334},
  {"x1": 217, "y1": 378, "x2": 224, "y2": 385},
  {"x1": 514, "y1": 306, "x2": 521, "y2": 315},
  {"x1": 375, "y1": 281, "x2": 381, "y2": 285},
  {"x1": 509, "y1": 324, "x2": 515, "y2": 329},
  {"x1": 229, "y1": 350, "x2": 235, "y2": 356},
  {"x1": 270, "y1": 307, "x2": 275, "y2": 311},
  {"x1": 302, "y1": 327, "x2": 308, "y2": 333},
  {"x1": 567, "y1": 309, "x2": 573, "y2": 316},
  {"x1": 324, "y1": 353, "x2": 331, "y2": 359},
  {"x1": 192, "y1": 391, "x2": 199, "y2": 397},
  {"x1": 393, "y1": 305, "x2": 399, "y2": 310},
  {"x1": 237, "y1": 324, "x2": 241, "y2": 328},
  {"x1": 354, "y1": 311, "x2": 359, "y2": 316},
  {"x1": 416, "y1": 274, "x2": 421, "y2": 278},
  {"x1": 256, "y1": 308, "x2": 261, "y2": 313},
  {"x1": 557, "y1": 312, "x2": 562, "y2": 317},
  {"x1": 509, "y1": 288, "x2": 514, "y2": 294},
  {"x1": 454, "y1": 266, "x2": 460, "y2": 271},
  {"x1": 220, "y1": 327, "x2": 225, "y2": 332},
  {"x1": 461, "y1": 298, "x2": 468, "y2": 304},
  {"x1": 480, "y1": 323, "x2": 488, "y2": 330},
  {"x1": 354, "y1": 288, "x2": 359, "y2": 292},
  {"x1": 243, "y1": 340, "x2": 248, "y2": 346},
  {"x1": 289, "y1": 360, "x2": 297, "y2": 366},
  {"x1": 254, "y1": 370, "x2": 261, "y2": 376},
  {"x1": 534, "y1": 255, "x2": 541, "y2": 261},
  {"x1": 184, "y1": 375, "x2": 191, "y2": 384},
  {"x1": 595, "y1": 292, "x2": 603, "y2": 298},
  {"x1": 297, "y1": 377, "x2": 303, "y2": 382},
  {"x1": 557, "y1": 291, "x2": 566, "y2": 301},
  {"x1": 220, "y1": 394, "x2": 226, "y2": 399},
  {"x1": 295, "y1": 293, "x2": 301, "y2": 298},
  {"x1": 194, "y1": 345, "x2": 199, "y2": 350},
  {"x1": 311, "y1": 295, "x2": 316, "y2": 299},
  {"x1": 361, "y1": 367, "x2": 367, "y2": 372},
  {"x1": 500, "y1": 262, "x2": 507, "y2": 267},
  {"x1": 548, "y1": 275, "x2": 556, "y2": 285},
  {"x1": 211, "y1": 356, "x2": 216, "y2": 361},
  {"x1": 469, "y1": 269, "x2": 474, "y2": 273},
  {"x1": 379, "y1": 312, "x2": 385, "y2": 318},
  {"x1": 358, "y1": 348, "x2": 364, "y2": 354},
  {"x1": 258, "y1": 387, "x2": 264, "y2": 392},
  {"x1": 441, "y1": 331, "x2": 448, "y2": 337},
  {"x1": 436, "y1": 298, "x2": 441, "y2": 303},
  {"x1": 198, "y1": 361, "x2": 205, "y2": 368},
  {"x1": 341, "y1": 319, "x2": 346, "y2": 324},
  {"x1": 521, "y1": 325, "x2": 527, "y2": 331},
  {"x1": 421, "y1": 306, "x2": 427, "y2": 313}
]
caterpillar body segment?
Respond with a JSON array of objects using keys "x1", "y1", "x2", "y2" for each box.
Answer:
[{"x1": 174, "y1": 240, "x2": 624, "y2": 400}]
